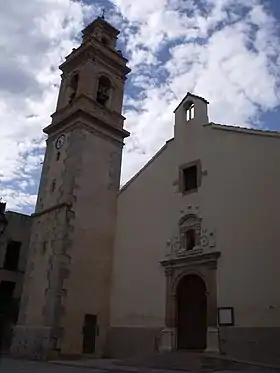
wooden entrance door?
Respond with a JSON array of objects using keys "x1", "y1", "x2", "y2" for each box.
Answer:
[
  {"x1": 176, "y1": 275, "x2": 207, "y2": 350},
  {"x1": 82, "y1": 314, "x2": 97, "y2": 354}
]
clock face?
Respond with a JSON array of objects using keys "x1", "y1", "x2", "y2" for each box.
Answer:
[{"x1": 55, "y1": 134, "x2": 65, "y2": 150}]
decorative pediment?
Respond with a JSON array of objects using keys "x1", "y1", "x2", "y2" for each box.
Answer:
[
  {"x1": 161, "y1": 250, "x2": 221, "y2": 270},
  {"x1": 178, "y1": 213, "x2": 201, "y2": 227},
  {"x1": 164, "y1": 209, "x2": 217, "y2": 261}
]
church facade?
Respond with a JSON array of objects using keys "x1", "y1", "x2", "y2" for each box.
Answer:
[
  {"x1": 108, "y1": 94, "x2": 280, "y2": 364},
  {"x1": 10, "y1": 17, "x2": 280, "y2": 365}
]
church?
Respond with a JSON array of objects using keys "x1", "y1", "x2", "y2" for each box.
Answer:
[{"x1": 8, "y1": 16, "x2": 280, "y2": 365}]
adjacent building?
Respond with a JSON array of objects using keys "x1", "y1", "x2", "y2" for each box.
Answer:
[
  {"x1": 9, "y1": 16, "x2": 280, "y2": 366},
  {"x1": 0, "y1": 205, "x2": 31, "y2": 351}
]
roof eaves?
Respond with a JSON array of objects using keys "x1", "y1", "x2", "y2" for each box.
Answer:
[
  {"x1": 210, "y1": 122, "x2": 280, "y2": 138},
  {"x1": 118, "y1": 138, "x2": 174, "y2": 195}
]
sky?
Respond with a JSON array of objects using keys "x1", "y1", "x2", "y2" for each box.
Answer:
[{"x1": 0, "y1": 0, "x2": 280, "y2": 214}]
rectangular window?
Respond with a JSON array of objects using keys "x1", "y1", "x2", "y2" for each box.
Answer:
[
  {"x1": 3, "y1": 240, "x2": 21, "y2": 271},
  {"x1": 183, "y1": 165, "x2": 198, "y2": 192},
  {"x1": 51, "y1": 179, "x2": 56, "y2": 192},
  {"x1": 42, "y1": 241, "x2": 47, "y2": 255},
  {"x1": 186, "y1": 104, "x2": 195, "y2": 121},
  {"x1": 185, "y1": 229, "x2": 196, "y2": 251}
]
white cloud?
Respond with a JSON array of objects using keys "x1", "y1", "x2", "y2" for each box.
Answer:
[
  {"x1": 113, "y1": 0, "x2": 280, "y2": 183},
  {"x1": 0, "y1": 0, "x2": 97, "y2": 212},
  {"x1": 0, "y1": 0, "x2": 280, "y2": 212}
]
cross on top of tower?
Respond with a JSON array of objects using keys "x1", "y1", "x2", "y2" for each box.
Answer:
[{"x1": 102, "y1": 8, "x2": 106, "y2": 19}]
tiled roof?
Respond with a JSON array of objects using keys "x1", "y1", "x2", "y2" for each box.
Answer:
[{"x1": 209, "y1": 122, "x2": 280, "y2": 138}]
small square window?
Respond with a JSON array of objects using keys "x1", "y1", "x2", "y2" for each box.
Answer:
[{"x1": 182, "y1": 165, "x2": 198, "y2": 192}]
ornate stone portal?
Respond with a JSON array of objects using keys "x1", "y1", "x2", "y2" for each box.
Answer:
[{"x1": 160, "y1": 211, "x2": 220, "y2": 352}]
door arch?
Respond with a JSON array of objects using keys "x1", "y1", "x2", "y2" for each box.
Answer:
[{"x1": 176, "y1": 274, "x2": 207, "y2": 350}]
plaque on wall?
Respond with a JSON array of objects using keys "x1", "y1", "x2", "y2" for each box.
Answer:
[{"x1": 218, "y1": 307, "x2": 234, "y2": 326}]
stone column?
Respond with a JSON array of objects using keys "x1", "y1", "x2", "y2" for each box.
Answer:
[
  {"x1": 206, "y1": 262, "x2": 219, "y2": 352},
  {"x1": 159, "y1": 266, "x2": 176, "y2": 352}
]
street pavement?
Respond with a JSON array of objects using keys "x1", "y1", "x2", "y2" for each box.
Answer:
[
  {"x1": 1, "y1": 357, "x2": 104, "y2": 373},
  {"x1": 1, "y1": 356, "x2": 280, "y2": 373},
  {"x1": 0, "y1": 358, "x2": 186, "y2": 373}
]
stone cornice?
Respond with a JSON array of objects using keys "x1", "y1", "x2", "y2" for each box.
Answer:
[
  {"x1": 51, "y1": 94, "x2": 125, "y2": 126},
  {"x1": 60, "y1": 44, "x2": 130, "y2": 77},
  {"x1": 32, "y1": 202, "x2": 72, "y2": 219},
  {"x1": 160, "y1": 250, "x2": 221, "y2": 269},
  {"x1": 44, "y1": 94, "x2": 129, "y2": 139},
  {"x1": 44, "y1": 107, "x2": 129, "y2": 141}
]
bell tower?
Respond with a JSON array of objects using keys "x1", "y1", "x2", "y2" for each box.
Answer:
[{"x1": 11, "y1": 17, "x2": 130, "y2": 359}]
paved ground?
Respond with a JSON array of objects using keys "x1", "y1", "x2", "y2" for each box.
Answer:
[
  {"x1": 1, "y1": 357, "x2": 104, "y2": 373},
  {"x1": 1, "y1": 355, "x2": 279, "y2": 373},
  {"x1": 0, "y1": 358, "x2": 190, "y2": 373}
]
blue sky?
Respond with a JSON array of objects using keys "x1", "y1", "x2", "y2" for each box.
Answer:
[{"x1": 0, "y1": 0, "x2": 280, "y2": 214}]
